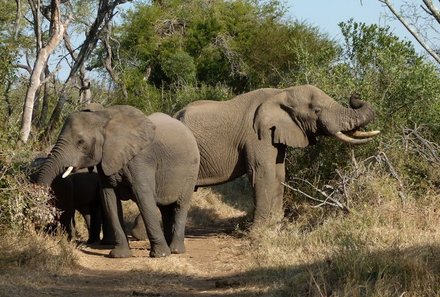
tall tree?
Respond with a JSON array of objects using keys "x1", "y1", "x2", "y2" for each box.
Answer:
[
  {"x1": 16, "y1": 0, "x2": 132, "y2": 144},
  {"x1": 379, "y1": 0, "x2": 440, "y2": 64},
  {"x1": 19, "y1": 0, "x2": 68, "y2": 143},
  {"x1": 43, "y1": 0, "x2": 132, "y2": 140}
]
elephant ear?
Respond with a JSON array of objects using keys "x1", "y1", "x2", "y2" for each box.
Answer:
[
  {"x1": 253, "y1": 93, "x2": 309, "y2": 148},
  {"x1": 101, "y1": 106, "x2": 156, "y2": 176}
]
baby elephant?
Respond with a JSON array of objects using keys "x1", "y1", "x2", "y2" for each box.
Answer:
[
  {"x1": 36, "y1": 105, "x2": 200, "y2": 258},
  {"x1": 30, "y1": 158, "x2": 112, "y2": 244}
]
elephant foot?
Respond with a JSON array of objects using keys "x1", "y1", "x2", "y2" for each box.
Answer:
[
  {"x1": 169, "y1": 241, "x2": 185, "y2": 254},
  {"x1": 109, "y1": 247, "x2": 132, "y2": 258},
  {"x1": 149, "y1": 244, "x2": 171, "y2": 258}
]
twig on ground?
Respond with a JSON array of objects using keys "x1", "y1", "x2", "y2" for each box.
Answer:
[{"x1": 282, "y1": 179, "x2": 350, "y2": 213}]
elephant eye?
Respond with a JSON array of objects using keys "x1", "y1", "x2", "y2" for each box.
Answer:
[{"x1": 77, "y1": 139, "x2": 85, "y2": 147}]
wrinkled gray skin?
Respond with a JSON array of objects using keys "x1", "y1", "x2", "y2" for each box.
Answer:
[
  {"x1": 37, "y1": 105, "x2": 200, "y2": 258},
  {"x1": 31, "y1": 162, "x2": 113, "y2": 244},
  {"x1": 175, "y1": 85, "x2": 379, "y2": 225}
]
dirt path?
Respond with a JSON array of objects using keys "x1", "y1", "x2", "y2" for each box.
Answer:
[{"x1": 27, "y1": 226, "x2": 252, "y2": 297}]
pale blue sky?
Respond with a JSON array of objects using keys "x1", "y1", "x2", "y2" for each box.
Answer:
[{"x1": 284, "y1": 0, "x2": 419, "y2": 49}]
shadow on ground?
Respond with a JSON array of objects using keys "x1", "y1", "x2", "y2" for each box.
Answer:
[{"x1": 2, "y1": 242, "x2": 439, "y2": 297}]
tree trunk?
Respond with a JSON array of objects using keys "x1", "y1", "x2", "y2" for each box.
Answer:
[
  {"x1": 42, "y1": 88, "x2": 67, "y2": 143},
  {"x1": 36, "y1": 65, "x2": 51, "y2": 128},
  {"x1": 3, "y1": 79, "x2": 13, "y2": 118},
  {"x1": 43, "y1": 0, "x2": 132, "y2": 138},
  {"x1": 19, "y1": 0, "x2": 67, "y2": 143}
]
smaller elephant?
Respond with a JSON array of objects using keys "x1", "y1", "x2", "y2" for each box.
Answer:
[
  {"x1": 37, "y1": 105, "x2": 200, "y2": 258},
  {"x1": 30, "y1": 158, "x2": 113, "y2": 244}
]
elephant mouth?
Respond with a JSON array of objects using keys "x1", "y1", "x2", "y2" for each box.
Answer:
[{"x1": 334, "y1": 129, "x2": 380, "y2": 144}]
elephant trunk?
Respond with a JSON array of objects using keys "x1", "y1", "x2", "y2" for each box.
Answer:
[
  {"x1": 36, "y1": 140, "x2": 72, "y2": 186},
  {"x1": 325, "y1": 93, "x2": 379, "y2": 144}
]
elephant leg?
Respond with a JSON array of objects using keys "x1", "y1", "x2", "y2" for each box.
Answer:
[
  {"x1": 131, "y1": 177, "x2": 170, "y2": 258},
  {"x1": 59, "y1": 209, "x2": 75, "y2": 240},
  {"x1": 79, "y1": 206, "x2": 101, "y2": 244},
  {"x1": 247, "y1": 145, "x2": 286, "y2": 226},
  {"x1": 81, "y1": 210, "x2": 92, "y2": 232},
  {"x1": 158, "y1": 203, "x2": 175, "y2": 245},
  {"x1": 101, "y1": 186, "x2": 132, "y2": 258},
  {"x1": 100, "y1": 205, "x2": 116, "y2": 245},
  {"x1": 131, "y1": 214, "x2": 147, "y2": 241},
  {"x1": 168, "y1": 200, "x2": 191, "y2": 254}
]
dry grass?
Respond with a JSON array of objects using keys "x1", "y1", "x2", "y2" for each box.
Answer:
[
  {"x1": 188, "y1": 179, "x2": 252, "y2": 227},
  {"x1": 243, "y1": 164, "x2": 440, "y2": 297},
  {"x1": 0, "y1": 228, "x2": 77, "y2": 268}
]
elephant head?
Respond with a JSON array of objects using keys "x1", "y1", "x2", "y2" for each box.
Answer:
[
  {"x1": 37, "y1": 105, "x2": 155, "y2": 186},
  {"x1": 253, "y1": 85, "x2": 379, "y2": 147}
]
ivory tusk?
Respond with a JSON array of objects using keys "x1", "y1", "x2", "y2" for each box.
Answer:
[
  {"x1": 62, "y1": 166, "x2": 74, "y2": 178},
  {"x1": 335, "y1": 132, "x2": 372, "y2": 144},
  {"x1": 351, "y1": 130, "x2": 381, "y2": 138}
]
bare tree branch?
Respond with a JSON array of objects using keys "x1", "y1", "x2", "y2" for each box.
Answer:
[
  {"x1": 374, "y1": 151, "x2": 407, "y2": 201},
  {"x1": 13, "y1": 63, "x2": 33, "y2": 75},
  {"x1": 63, "y1": 31, "x2": 91, "y2": 103},
  {"x1": 422, "y1": 0, "x2": 440, "y2": 25},
  {"x1": 101, "y1": 23, "x2": 128, "y2": 99},
  {"x1": 3, "y1": 80, "x2": 13, "y2": 117},
  {"x1": 282, "y1": 179, "x2": 350, "y2": 212},
  {"x1": 44, "y1": 0, "x2": 132, "y2": 138},
  {"x1": 14, "y1": 0, "x2": 22, "y2": 38},
  {"x1": 40, "y1": 65, "x2": 61, "y2": 84},
  {"x1": 66, "y1": 0, "x2": 132, "y2": 81},
  {"x1": 19, "y1": 0, "x2": 70, "y2": 143},
  {"x1": 27, "y1": 0, "x2": 42, "y2": 51},
  {"x1": 379, "y1": 0, "x2": 440, "y2": 64}
]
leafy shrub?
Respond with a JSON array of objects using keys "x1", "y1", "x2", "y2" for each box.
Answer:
[
  {"x1": 0, "y1": 145, "x2": 76, "y2": 274},
  {"x1": 283, "y1": 21, "x2": 440, "y2": 215},
  {"x1": 0, "y1": 147, "x2": 57, "y2": 231}
]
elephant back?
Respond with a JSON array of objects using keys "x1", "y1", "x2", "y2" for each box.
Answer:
[{"x1": 147, "y1": 112, "x2": 199, "y2": 166}]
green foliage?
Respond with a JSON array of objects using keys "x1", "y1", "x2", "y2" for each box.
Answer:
[
  {"x1": 114, "y1": 0, "x2": 338, "y2": 96},
  {"x1": 285, "y1": 20, "x2": 440, "y2": 190},
  {"x1": 338, "y1": 20, "x2": 440, "y2": 134},
  {"x1": 0, "y1": 0, "x2": 18, "y2": 95}
]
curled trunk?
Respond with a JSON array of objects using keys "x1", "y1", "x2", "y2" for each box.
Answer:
[{"x1": 337, "y1": 93, "x2": 376, "y2": 133}]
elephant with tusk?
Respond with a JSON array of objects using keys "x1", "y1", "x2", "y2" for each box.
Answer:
[
  {"x1": 175, "y1": 84, "x2": 380, "y2": 226},
  {"x1": 36, "y1": 105, "x2": 200, "y2": 258}
]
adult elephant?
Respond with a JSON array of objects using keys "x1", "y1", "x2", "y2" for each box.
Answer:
[
  {"x1": 175, "y1": 84, "x2": 380, "y2": 225},
  {"x1": 36, "y1": 105, "x2": 200, "y2": 258}
]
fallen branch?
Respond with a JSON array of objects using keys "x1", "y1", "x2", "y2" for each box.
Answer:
[{"x1": 282, "y1": 180, "x2": 350, "y2": 213}]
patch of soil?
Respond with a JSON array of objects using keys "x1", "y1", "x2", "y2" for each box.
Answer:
[{"x1": 4, "y1": 226, "x2": 252, "y2": 297}]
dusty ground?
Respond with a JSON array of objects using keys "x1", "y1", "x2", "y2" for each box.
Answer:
[
  {"x1": 36, "y1": 227, "x2": 251, "y2": 297},
  {"x1": 1, "y1": 187, "x2": 265, "y2": 297}
]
